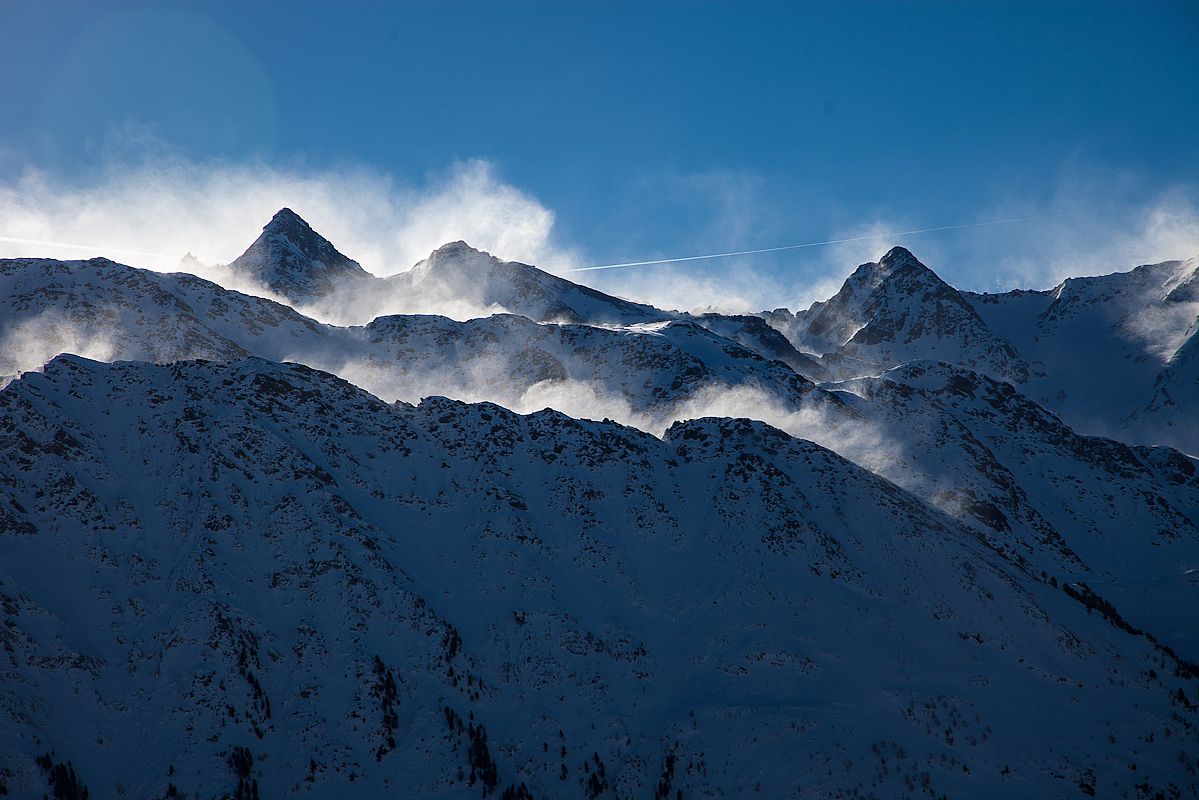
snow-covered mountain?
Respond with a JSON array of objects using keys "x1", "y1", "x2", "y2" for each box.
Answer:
[
  {"x1": 215, "y1": 210, "x2": 826, "y2": 379},
  {"x1": 229, "y1": 208, "x2": 373, "y2": 305},
  {"x1": 763, "y1": 248, "x2": 1199, "y2": 453},
  {"x1": 828, "y1": 359, "x2": 1199, "y2": 656},
  {"x1": 3, "y1": 208, "x2": 1198, "y2": 797},
  {"x1": 1130, "y1": 321, "x2": 1199, "y2": 453},
  {"x1": 218, "y1": 210, "x2": 642, "y2": 322},
  {"x1": 208, "y1": 208, "x2": 1199, "y2": 446},
  {"x1": 381, "y1": 241, "x2": 664, "y2": 325},
  {"x1": 1, "y1": 355, "x2": 1195, "y2": 798},
  {"x1": 762, "y1": 247, "x2": 1030, "y2": 384},
  {"x1": 4, "y1": 235, "x2": 1196, "y2": 595},
  {"x1": 3, "y1": 248, "x2": 1197, "y2": 648},
  {"x1": 965, "y1": 257, "x2": 1199, "y2": 445},
  {"x1": 0, "y1": 257, "x2": 327, "y2": 379},
  {"x1": 0, "y1": 257, "x2": 837, "y2": 428}
]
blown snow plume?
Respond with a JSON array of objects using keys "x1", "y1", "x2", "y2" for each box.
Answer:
[{"x1": 0, "y1": 157, "x2": 583, "y2": 282}]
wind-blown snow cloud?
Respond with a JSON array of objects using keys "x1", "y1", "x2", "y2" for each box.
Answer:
[
  {"x1": 956, "y1": 174, "x2": 1199, "y2": 292},
  {"x1": 0, "y1": 311, "x2": 117, "y2": 381},
  {"x1": 1, "y1": 154, "x2": 1196, "y2": 321},
  {"x1": 315, "y1": 348, "x2": 904, "y2": 476},
  {"x1": 0, "y1": 157, "x2": 583, "y2": 279},
  {"x1": 586, "y1": 160, "x2": 1199, "y2": 316}
]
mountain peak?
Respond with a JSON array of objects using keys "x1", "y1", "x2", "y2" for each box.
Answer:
[
  {"x1": 879, "y1": 245, "x2": 919, "y2": 267},
  {"x1": 790, "y1": 247, "x2": 1030, "y2": 382},
  {"x1": 230, "y1": 208, "x2": 369, "y2": 303},
  {"x1": 875, "y1": 246, "x2": 939, "y2": 284},
  {"x1": 837, "y1": 247, "x2": 942, "y2": 299},
  {"x1": 430, "y1": 240, "x2": 482, "y2": 258},
  {"x1": 259, "y1": 207, "x2": 322, "y2": 243},
  {"x1": 409, "y1": 241, "x2": 494, "y2": 279}
]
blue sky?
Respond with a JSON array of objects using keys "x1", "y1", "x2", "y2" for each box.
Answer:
[{"x1": 2, "y1": 0, "x2": 1197, "y2": 310}]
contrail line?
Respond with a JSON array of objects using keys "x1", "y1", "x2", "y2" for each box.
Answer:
[
  {"x1": 568, "y1": 216, "x2": 1045, "y2": 272},
  {"x1": 0, "y1": 235, "x2": 177, "y2": 260}
]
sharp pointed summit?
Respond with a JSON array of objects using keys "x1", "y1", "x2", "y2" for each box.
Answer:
[
  {"x1": 230, "y1": 207, "x2": 370, "y2": 304},
  {"x1": 879, "y1": 245, "x2": 920, "y2": 267},
  {"x1": 766, "y1": 247, "x2": 1030, "y2": 383},
  {"x1": 845, "y1": 246, "x2": 945, "y2": 298}
]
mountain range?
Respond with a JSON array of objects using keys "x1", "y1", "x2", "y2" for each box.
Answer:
[{"x1": 0, "y1": 208, "x2": 1196, "y2": 798}]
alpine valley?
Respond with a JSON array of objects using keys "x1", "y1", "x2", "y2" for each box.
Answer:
[{"x1": 1, "y1": 209, "x2": 1196, "y2": 799}]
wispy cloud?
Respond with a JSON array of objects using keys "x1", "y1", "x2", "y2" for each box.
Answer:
[
  {"x1": 0, "y1": 310, "x2": 117, "y2": 380},
  {"x1": 1, "y1": 153, "x2": 1196, "y2": 322},
  {"x1": 951, "y1": 167, "x2": 1199, "y2": 292},
  {"x1": 0, "y1": 157, "x2": 582, "y2": 280},
  {"x1": 583, "y1": 159, "x2": 1199, "y2": 316}
]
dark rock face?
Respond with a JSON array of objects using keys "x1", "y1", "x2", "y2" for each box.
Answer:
[{"x1": 230, "y1": 208, "x2": 371, "y2": 303}]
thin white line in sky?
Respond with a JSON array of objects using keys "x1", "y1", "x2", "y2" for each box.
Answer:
[
  {"x1": 0, "y1": 235, "x2": 177, "y2": 260},
  {"x1": 567, "y1": 216, "x2": 1044, "y2": 272}
]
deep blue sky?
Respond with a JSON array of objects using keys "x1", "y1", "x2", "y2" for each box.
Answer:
[{"x1": 2, "y1": 0, "x2": 1197, "y2": 302}]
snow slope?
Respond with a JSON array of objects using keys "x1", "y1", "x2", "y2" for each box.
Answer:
[
  {"x1": 0, "y1": 257, "x2": 838, "y2": 427},
  {"x1": 0, "y1": 355, "x2": 1195, "y2": 798},
  {"x1": 1130, "y1": 319, "x2": 1199, "y2": 453},
  {"x1": 826, "y1": 360, "x2": 1199, "y2": 656},
  {"x1": 965, "y1": 257, "x2": 1199, "y2": 448},
  {"x1": 0, "y1": 256, "x2": 330, "y2": 379}
]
